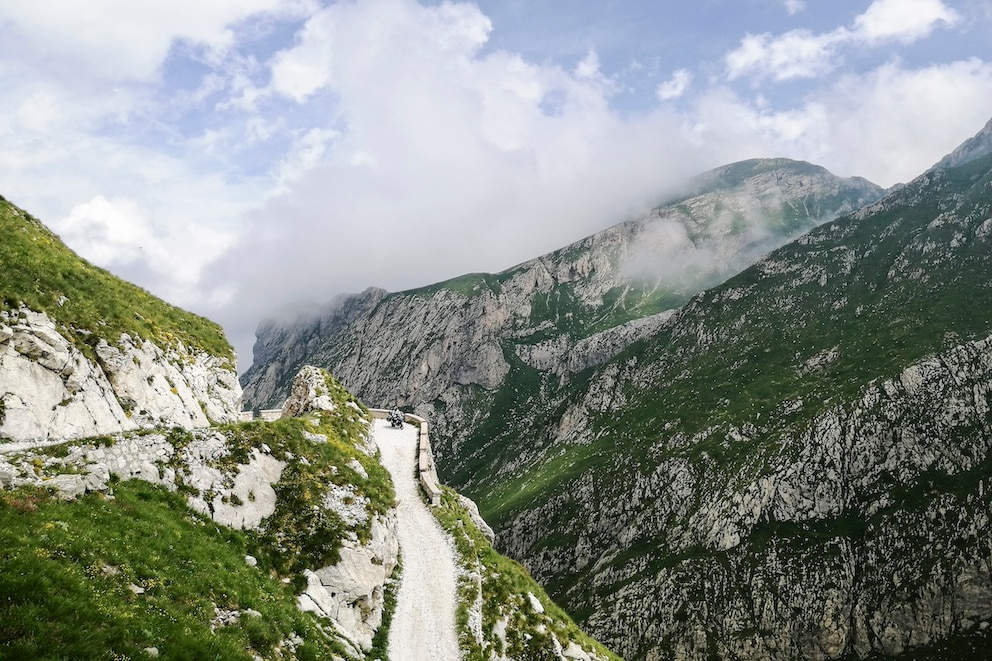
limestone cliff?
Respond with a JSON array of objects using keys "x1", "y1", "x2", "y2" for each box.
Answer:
[
  {"x1": 0, "y1": 308, "x2": 242, "y2": 446},
  {"x1": 472, "y1": 133, "x2": 992, "y2": 659},
  {"x1": 241, "y1": 122, "x2": 992, "y2": 660},
  {"x1": 0, "y1": 197, "x2": 242, "y2": 446}
]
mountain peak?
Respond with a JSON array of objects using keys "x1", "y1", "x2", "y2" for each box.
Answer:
[{"x1": 933, "y1": 115, "x2": 992, "y2": 170}]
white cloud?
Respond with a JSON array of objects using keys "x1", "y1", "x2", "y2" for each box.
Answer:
[
  {"x1": 269, "y1": 16, "x2": 336, "y2": 102},
  {"x1": 726, "y1": 29, "x2": 840, "y2": 82},
  {"x1": 53, "y1": 190, "x2": 239, "y2": 307},
  {"x1": 269, "y1": 0, "x2": 493, "y2": 103},
  {"x1": 726, "y1": 0, "x2": 961, "y2": 81},
  {"x1": 273, "y1": 127, "x2": 339, "y2": 190},
  {"x1": 0, "y1": 0, "x2": 987, "y2": 371},
  {"x1": 690, "y1": 58, "x2": 992, "y2": 187},
  {"x1": 657, "y1": 69, "x2": 692, "y2": 100},
  {"x1": 782, "y1": 0, "x2": 806, "y2": 15},
  {"x1": 0, "y1": 0, "x2": 309, "y2": 81},
  {"x1": 206, "y1": 0, "x2": 702, "y2": 362},
  {"x1": 852, "y1": 0, "x2": 960, "y2": 44},
  {"x1": 812, "y1": 58, "x2": 992, "y2": 184}
]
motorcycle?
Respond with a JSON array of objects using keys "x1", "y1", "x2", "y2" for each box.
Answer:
[{"x1": 387, "y1": 410, "x2": 404, "y2": 428}]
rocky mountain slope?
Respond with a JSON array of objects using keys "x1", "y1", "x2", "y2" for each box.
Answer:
[
  {"x1": 242, "y1": 118, "x2": 992, "y2": 659},
  {"x1": 0, "y1": 196, "x2": 241, "y2": 445},
  {"x1": 461, "y1": 120, "x2": 992, "y2": 659},
  {"x1": 1, "y1": 364, "x2": 618, "y2": 660},
  {"x1": 241, "y1": 158, "x2": 883, "y2": 463},
  {"x1": 1, "y1": 366, "x2": 399, "y2": 659}
]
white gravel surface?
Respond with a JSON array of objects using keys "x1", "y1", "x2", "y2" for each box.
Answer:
[{"x1": 373, "y1": 418, "x2": 461, "y2": 660}]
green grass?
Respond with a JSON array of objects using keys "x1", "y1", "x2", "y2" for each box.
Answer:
[
  {"x1": 0, "y1": 196, "x2": 233, "y2": 362},
  {"x1": 428, "y1": 152, "x2": 992, "y2": 650},
  {"x1": 431, "y1": 489, "x2": 622, "y2": 661},
  {"x1": 367, "y1": 559, "x2": 400, "y2": 660},
  {"x1": 0, "y1": 370, "x2": 397, "y2": 659},
  {"x1": 211, "y1": 408, "x2": 393, "y2": 577},
  {"x1": 0, "y1": 480, "x2": 346, "y2": 660}
]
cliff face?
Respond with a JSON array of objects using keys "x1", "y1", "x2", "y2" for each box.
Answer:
[
  {"x1": 241, "y1": 159, "x2": 883, "y2": 464},
  {"x1": 503, "y1": 333, "x2": 992, "y2": 660},
  {"x1": 0, "y1": 308, "x2": 242, "y2": 445},
  {"x1": 0, "y1": 198, "x2": 242, "y2": 446},
  {"x1": 0, "y1": 366, "x2": 399, "y2": 658}
]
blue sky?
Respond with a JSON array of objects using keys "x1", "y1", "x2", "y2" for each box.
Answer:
[{"x1": 0, "y1": 0, "x2": 990, "y2": 368}]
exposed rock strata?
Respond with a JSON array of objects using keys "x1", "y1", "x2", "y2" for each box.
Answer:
[
  {"x1": 0, "y1": 414, "x2": 399, "y2": 655},
  {"x1": 0, "y1": 308, "x2": 241, "y2": 446},
  {"x1": 504, "y1": 333, "x2": 992, "y2": 660},
  {"x1": 241, "y1": 132, "x2": 992, "y2": 660},
  {"x1": 299, "y1": 513, "x2": 399, "y2": 655}
]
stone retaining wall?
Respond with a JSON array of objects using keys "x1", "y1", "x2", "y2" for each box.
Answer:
[
  {"x1": 369, "y1": 409, "x2": 443, "y2": 506},
  {"x1": 239, "y1": 408, "x2": 283, "y2": 422}
]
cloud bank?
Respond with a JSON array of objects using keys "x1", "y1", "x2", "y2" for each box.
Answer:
[{"x1": 0, "y1": 0, "x2": 989, "y2": 368}]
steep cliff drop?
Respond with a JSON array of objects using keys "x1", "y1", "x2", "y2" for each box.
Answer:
[{"x1": 373, "y1": 417, "x2": 460, "y2": 660}]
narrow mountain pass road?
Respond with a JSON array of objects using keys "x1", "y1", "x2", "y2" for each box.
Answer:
[{"x1": 372, "y1": 418, "x2": 461, "y2": 661}]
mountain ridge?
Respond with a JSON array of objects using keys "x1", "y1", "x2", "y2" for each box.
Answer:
[
  {"x1": 241, "y1": 117, "x2": 992, "y2": 660},
  {"x1": 242, "y1": 157, "x2": 883, "y2": 416}
]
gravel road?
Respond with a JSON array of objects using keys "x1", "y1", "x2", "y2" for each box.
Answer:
[{"x1": 373, "y1": 418, "x2": 461, "y2": 660}]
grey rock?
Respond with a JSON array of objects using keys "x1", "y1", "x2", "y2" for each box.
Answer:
[{"x1": 0, "y1": 309, "x2": 242, "y2": 446}]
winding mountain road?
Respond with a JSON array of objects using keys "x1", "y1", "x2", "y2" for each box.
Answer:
[{"x1": 372, "y1": 418, "x2": 461, "y2": 660}]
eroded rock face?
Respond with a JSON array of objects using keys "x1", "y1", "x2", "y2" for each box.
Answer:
[
  {"x1": 241, "y1": 160, "x2": 884, "y2": 443},
  {"x1": 0, "y1": 414, "x2": 401, "y2": 656},
  {"x1": 0, "y1": 309, "x2": 242, "y2": 446},
  {"x1": 183, "y1": 434, "x2": 286, "y2": 530},
  {"x1": 0, "y1": 310, "x2": 135, "y2": 444},
  {"x1": 505, "y1": 332, "x2": 992, "y2": 660},
  {"x1": 241, "y1": 135, "x2": 992, "y2": 660},
  {"x1": 280, "y1": 364, "x2": 339, "y2": 418},
  {"x1": 299, "y1": 513, "x2": 400, "y2": 654}
]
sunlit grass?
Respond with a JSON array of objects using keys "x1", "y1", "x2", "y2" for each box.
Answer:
[
  {"x1": 0, "y1": 197, "x2": 233, "y2": 362},
  {"x1": 0, "y1": 480, "x2": 343, "y2": 660},
  {"x1": 431, "y1": 489, "x2": 621, "y2": 661}
]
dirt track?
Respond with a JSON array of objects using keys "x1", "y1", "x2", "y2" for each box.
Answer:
[{"x1": 373, "y1": 418, "x2": 461, "y2": 660}]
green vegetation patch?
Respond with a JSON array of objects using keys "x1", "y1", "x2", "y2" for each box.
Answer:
[
  {"x1": 0, "y1": 480, "x2": 346, "y2": 661},
  {"x1": 432, "y1": 488, "x2": 621, "y2": 661},
  {"x1": 0, "y1": 197, "x2": 233, "y2": 362},
  {"x1": 210, "y1": 413, "x2": 394, "y2": 578}
]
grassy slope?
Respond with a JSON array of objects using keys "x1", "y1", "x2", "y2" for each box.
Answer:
[
  {"x1": 0, "y1": 480, "x2": 343, "y2": 661},
  {"x1": 0, "y1": 375, "x2": 395, "y2": 660},
  {"x1": 615, "y1": 154, "x2": 992, "y2": 456},
  {"x1": 460, "y1": 154, "x2": 992, "y2": 657},
  {"x1": 0, "y1": 365, "x2": 618, "y2": 660},
  {"x1": 0, "y1": 196, "x2": 232, "y2": 362},
  {"x1": 431, "y1": 488, "x2": 622, "y2": 661},
  {"x1": 426, "y1": 161, "x2": 883, "y2": 500}
]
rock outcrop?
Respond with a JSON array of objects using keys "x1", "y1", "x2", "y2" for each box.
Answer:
[
  {"x1": 502, "y1": 331, "x2": 992, "y2": 660},
  {"x1": 0, "y1": 308, "x2": 242, "y2": 447},
  {"x1": 0, "y1": 366, "x2": 399, "y2": 657},
  {"x1": 0, "y1": 197, "x2": 242, "y2": 447},
  {"x1": 299, "y1": 512, "x2": 399, "y2": 654},
  {"x1": 483, "y1": 140, "x2": 992, "y2": 658}
]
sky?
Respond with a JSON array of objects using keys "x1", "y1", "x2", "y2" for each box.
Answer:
[{"x1": 1, "y1": 0, "x2": 990, "y2": 371}]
